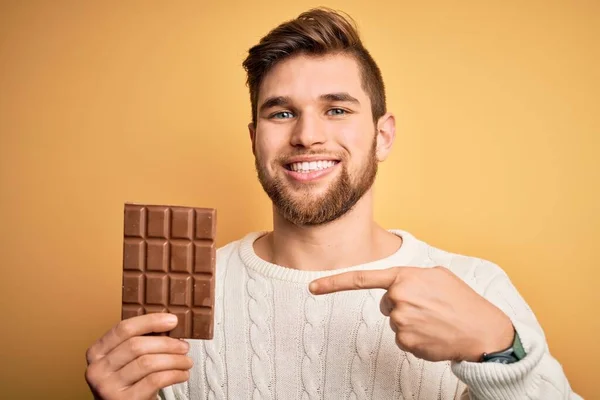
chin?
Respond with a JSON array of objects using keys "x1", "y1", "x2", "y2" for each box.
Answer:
[{"x1": 287, "y1": 184, "x2": 331, "y2": 200}]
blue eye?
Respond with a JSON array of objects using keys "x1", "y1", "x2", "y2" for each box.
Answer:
[
  {"x1": 271, "y1": 111, "x2": 294, "y2": 119},
  {"x1": 328, "y1": 108, "x2": 346, "y2": 116}
]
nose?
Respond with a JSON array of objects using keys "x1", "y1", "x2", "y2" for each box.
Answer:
[{"x1": 289, "y1": 113, "x2": 327, "y2": 148}]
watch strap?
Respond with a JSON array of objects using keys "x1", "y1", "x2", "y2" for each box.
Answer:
[
  {"x1": 481, "y1": 329, "x2": 525, "y2": 364},
  {"x1": 512, "y1": 330, "x2": 526, "y2": 360}
]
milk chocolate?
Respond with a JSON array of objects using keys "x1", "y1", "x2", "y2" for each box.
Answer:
[{"x1": 121, "y1": 203, "x2": 216, "y2": 339}]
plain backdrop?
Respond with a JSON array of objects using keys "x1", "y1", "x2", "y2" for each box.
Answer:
[{"x1": 0, "y1": 1, "x2": 598, "y2": 398}]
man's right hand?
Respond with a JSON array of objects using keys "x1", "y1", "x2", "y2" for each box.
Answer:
[{"x1": 85, "y1": 313, "x2": 193, "y2": 400}]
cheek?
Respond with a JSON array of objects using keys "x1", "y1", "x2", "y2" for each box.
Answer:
[
  {"x1": 254, "y1": 132, "x2": 285, "y2": 166},
  {"x1": 337, "y1": 123, "x2": 375, "y2": 161}
]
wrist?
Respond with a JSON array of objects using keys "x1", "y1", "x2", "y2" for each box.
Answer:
[
  {"x1": 487, "y1": 318, "x2": 516, "y2": 355},
  {"x1": 461, "y1": 316, "x2": 515, "y2": 362},
  {"x1": 481, "y1": 328, "x2": 526, "y2": 364}
]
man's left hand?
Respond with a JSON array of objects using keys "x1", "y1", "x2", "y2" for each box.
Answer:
[{"x1": 309, "y1": 266, "x2": 515, "y2": 363}]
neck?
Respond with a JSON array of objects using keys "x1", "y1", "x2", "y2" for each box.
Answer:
[{"x1": 254, "y1": 190, "x2": 403, "y2": 271}]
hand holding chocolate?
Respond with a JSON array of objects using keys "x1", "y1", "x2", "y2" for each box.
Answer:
[{"x1": 84, "y1": 203, "x2": 216, "y2": 400}]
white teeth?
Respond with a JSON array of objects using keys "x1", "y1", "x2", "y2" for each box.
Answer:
[{"x1": 289, "y1": 160, "x2": 337, "y2": 173}]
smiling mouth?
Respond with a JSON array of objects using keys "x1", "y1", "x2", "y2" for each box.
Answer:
[{"x1": 284, "y1": 160, "x2": 340, "y2": 173}]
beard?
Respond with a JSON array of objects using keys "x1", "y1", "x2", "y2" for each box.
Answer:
[{"x1": 254, "y1": 135, "x2": 378, "y2": 226}]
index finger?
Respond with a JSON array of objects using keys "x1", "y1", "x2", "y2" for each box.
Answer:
[
  {"x1": 86, "y1": 313, "x2": 178, "y2": 364},
  {"x1": 309, "y1": 268, "x2": 399, "y2": 295}
]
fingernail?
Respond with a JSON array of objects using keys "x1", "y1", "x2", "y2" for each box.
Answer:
[
  {"x1": 309, "y1": 282, "x2": 319, "y2": 293},
  {"x1": 167, "y1": 314, "x2": 178, "y2": 323}
]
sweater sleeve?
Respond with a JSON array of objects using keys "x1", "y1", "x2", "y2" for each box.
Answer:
[{"x1": 450, "y1": 270, "x2": 582, "y2": 399}]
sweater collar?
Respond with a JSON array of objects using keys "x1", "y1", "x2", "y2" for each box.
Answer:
[{"x1": 238, "y1": 229, "x2": 423, "y2": 283}]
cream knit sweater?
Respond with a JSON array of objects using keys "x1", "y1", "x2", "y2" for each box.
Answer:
[{"x1": 159, "y1": 230, "x2": 580, "y2": 400}]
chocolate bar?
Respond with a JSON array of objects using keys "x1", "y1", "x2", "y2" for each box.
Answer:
[{"x1": 121, "y1": 203, "x2": 216, "y2": 340}]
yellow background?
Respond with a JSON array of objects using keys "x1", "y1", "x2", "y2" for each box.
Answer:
[{"x1": 1, "y1": 1, "x2": 598, "y2": 398}]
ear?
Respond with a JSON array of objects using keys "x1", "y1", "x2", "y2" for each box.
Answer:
[
  {"x1": 248, "y1": 122, "x2": 256, "y2": 156},
  {"x1": 375, "y1": 112, "x2": 396, "y2": 161}
]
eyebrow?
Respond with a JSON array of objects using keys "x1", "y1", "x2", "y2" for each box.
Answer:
[
  {"x1": 259, "y1": 96, "x2": 291, "y2": 114},
  {"x1": 258, "y1": 92, "x2": 361, "y2": 114},
  {"x1": 319, "y1": 92, "x2": 360, "y2": 105}
]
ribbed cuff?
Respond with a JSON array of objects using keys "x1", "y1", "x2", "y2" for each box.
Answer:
[{"x1": 451, "y1": 320, "x2": 544, "y2": 399}]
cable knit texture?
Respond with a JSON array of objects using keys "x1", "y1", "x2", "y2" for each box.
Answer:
[
  {"x1": 159, "y1": 230, "x2": 580, "y2": 400},
  {"x1": 301, "y1": 292, "x2": 330, "y2": 399},
  {"x1": 349, "y1": 290, "x2": 384, "y2": 400},
  {"x1": 247, "y1": 268, "x2": 275, "y2": 399}
]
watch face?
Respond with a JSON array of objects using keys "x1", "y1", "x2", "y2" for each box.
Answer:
[
  {"x1": 482, "y1": 351, "x2": 519, "y2": 364},
  {"x1": 488, "y1": 356, "x2": 515, "y2": 364}
]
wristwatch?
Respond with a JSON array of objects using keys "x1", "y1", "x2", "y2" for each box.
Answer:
[{"x1": 481, "y1": 329, "x2": 526, "y2": 364}]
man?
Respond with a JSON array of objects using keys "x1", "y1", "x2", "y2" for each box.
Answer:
[{"x1": 85, "y1": 8, "x2": 580, "y2": 400}]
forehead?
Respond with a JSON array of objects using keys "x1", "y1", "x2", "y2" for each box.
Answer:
[{"x1": 258, "y1": 53, "x2": 368, "y2": 104}]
